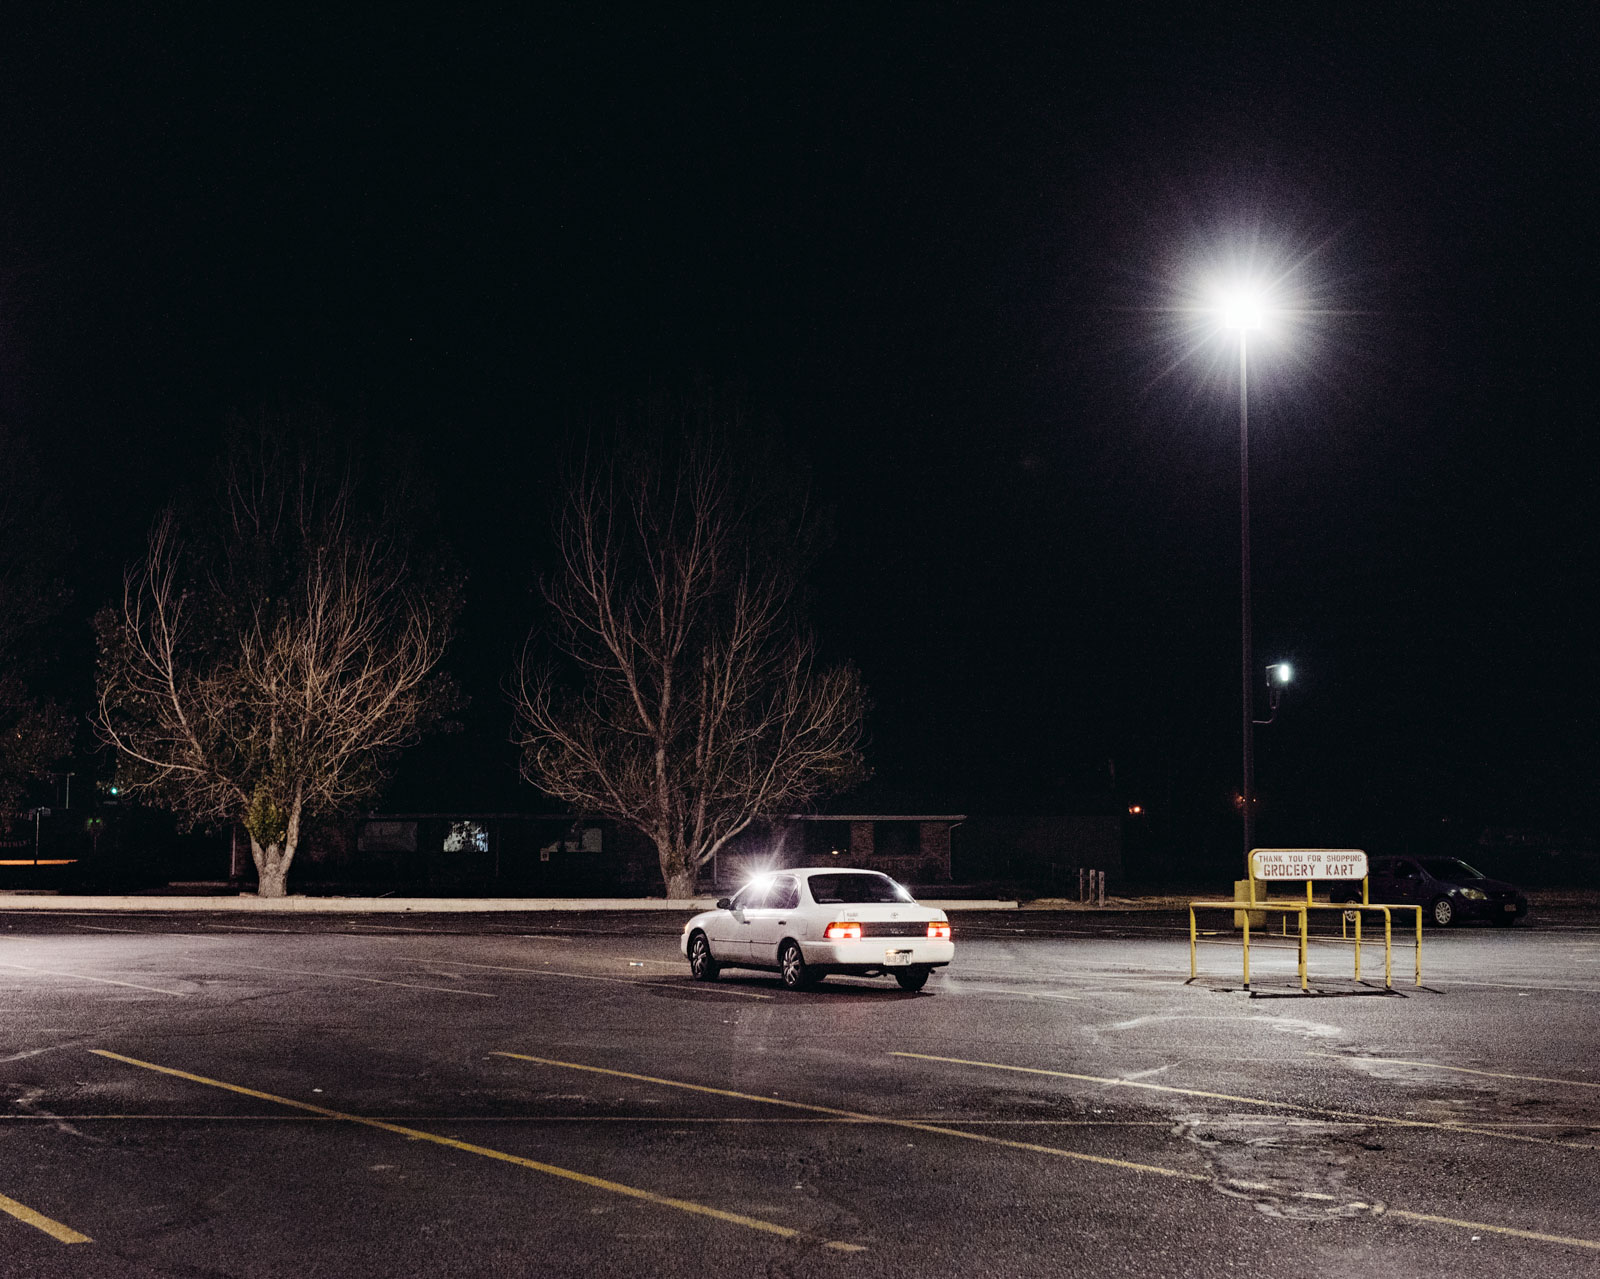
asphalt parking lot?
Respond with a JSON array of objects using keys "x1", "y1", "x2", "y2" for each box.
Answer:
[{"x1": 4, "y1": 905, "x2": 1600, "y2": 1277}]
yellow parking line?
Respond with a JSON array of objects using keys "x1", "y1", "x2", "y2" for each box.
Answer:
[
  {"x1": 88, "y1": 1050, "x2": 859, "y2": 1253},
  {"x1": 417, "y1": 958, "x2": 773, "y2": 999},
  {"x1": 0, "y1": 1190, "x2": 92, "y2": 1244},
  {"x1": 1385, "y1": 1209, "x2": 1600, "y2": 1251},
  {"x1": 1307, "y1": 1051, "x2": 1600, "y2": 1091},
  {"x1": 890, "y1": 1052, "x2": 1599, "y2": 1152},
  {"x1": 0, "y1": 962, "x2": 189, "y2": 997},
  {"x1": 492, "y1": 1053, "x2": 1210, "y2": 1182}
]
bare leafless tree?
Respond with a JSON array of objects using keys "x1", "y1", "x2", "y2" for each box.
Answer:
[
  {"x1": 95, "y1": 426, "x2": 457, "y2": 895},
  {"x1": 513, "y1": 433, "x2": 866, "y2": 898}
]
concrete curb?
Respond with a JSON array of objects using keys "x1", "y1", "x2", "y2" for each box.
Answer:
[{"x1": 0, "y1": 894, "x2": 1019, "y2": 913}]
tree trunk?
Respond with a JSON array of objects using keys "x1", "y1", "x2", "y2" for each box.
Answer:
[
  {"x1": 658, "y1": 835, "x2": 700, "y2": 900},
  {"x1": 249, "y1": 834, "x2": 298, "y2": 897}
]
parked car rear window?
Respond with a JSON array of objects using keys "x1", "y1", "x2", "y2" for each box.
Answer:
[{"x1": 807, "y1": 873, "x2": 914, "y2": 904}]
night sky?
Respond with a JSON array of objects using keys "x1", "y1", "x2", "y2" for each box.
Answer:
[{"x1": 2, "y1": 8, "x2": 1595, "y2": 872}]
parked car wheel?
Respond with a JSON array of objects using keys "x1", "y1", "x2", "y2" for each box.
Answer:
[
  {"x1": 893, "y1": 966, "x2": 930, "y2": 993},
  {"x1": 688, "y1": 932, "x2": 720, "y2": 981},
  {"x1": 779, "y1": 940, "x2": 814, "y2": 990},
  {"x1": 1430, "y1": 896, "x2": 1455, "y2": 927}
]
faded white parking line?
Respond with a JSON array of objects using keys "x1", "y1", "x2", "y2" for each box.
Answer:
[
  {"x1": 211, "y1": 961, "x2": 496, "y2": 997},
  {"x1": 893, "y1": 1052, "x2": 1600, "y2": 1152},
  {"x1": 1309, "y1": 1051, "x2": 1600, "y2": 1092},
  {"x1": 416, "y1": 958, "x2": 773, "y2": 999},
  {"x1": 949, "y1": 982, "x2": 1087, "y2": 1001},
  {"x1": 1424, "y1": 977, "x2": 1600, "y2": 995},
  {"x1": 0, "y1": 962, "x2": 190, "y2": 997},
  {"x1": 0, "y1": 1112, "x2": 1177, "y2": 1126}
]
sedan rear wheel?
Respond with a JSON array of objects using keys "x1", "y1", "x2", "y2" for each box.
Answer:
[
  {"x1": 1430, "y1": 896, "x2": 1455, "y2": 927},
  {"x1": 689, "y1": 932, "x2": 720, "y2": 981},
  {"x1": 779, "y1": 940, "x2": 814, "y2": 990}
]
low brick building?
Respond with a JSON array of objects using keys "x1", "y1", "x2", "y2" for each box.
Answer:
[{"x1": 281, "y1": 811, "x2": 966, "y2": 895}]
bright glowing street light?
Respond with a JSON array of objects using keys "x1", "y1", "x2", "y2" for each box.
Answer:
[
  {"x1": 1172, "y1": 251, "x2": 1311, "y2": 872},
  {"x1": 1220, "y1": 277, "x2": 1277, "y2": 870},
  {"x1": 1219, "y1": 289, "x2": 1267, "y2": 333}
]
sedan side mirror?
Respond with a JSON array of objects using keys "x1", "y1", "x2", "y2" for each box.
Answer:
[{"x1": 716, "y1": 898, "x2": 732, "y2": 911}]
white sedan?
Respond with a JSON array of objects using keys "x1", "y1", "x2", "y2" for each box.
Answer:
[{"x1": 681, "y1": 868, "x2": 954, "y2": 992}]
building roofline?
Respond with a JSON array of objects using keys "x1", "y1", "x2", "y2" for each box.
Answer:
[
  {"x1": 354, "y1": 812, "x2": 968, "y2": 822},
  {"x1": 784, "y1": 814, "x2": 967, "y2": 822}
]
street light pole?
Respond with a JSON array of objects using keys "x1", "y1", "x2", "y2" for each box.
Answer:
[{"x1": 1239, "y1": 332, "x2": 1255, "y2": 869}]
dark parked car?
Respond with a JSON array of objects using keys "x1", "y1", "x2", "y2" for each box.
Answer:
[{"x1": 1331, "y1": 856, "x2": 1528, "y2": 927}]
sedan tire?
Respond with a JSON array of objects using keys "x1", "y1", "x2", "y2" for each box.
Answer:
[
  {"x1": 688, "y1": 932, "x2": 721, "y2": 981},
  {"x1": 1430, "y1": 896, "x2": 1455, "y2": 928},
  {"x1": 893, "y1": 966, "x2": 930, "y2": 993},
  {"x1": 779, "y1": 940, "x2": 816, "y2": 990}
]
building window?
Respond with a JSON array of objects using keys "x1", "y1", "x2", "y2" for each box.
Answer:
[
  {"x1": 444, "y1": 821, "x2": 489, "y2": 853},
  {"x1": 358, "y1": 821, "x2": 418, "y2": 853},
  {"x1": 876, "y1": 821, "x2": 919, "y2": 859},
  {"x1": 806, "y1": 821, "x2": 852, "y2": 858},
  {"x1": 540, "y1": 826, "x2": 603, "y2": 856}
]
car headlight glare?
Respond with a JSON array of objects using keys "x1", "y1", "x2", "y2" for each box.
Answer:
[{"x1": 1460, "y1": 888, "x2": 1487, "y2": 901}]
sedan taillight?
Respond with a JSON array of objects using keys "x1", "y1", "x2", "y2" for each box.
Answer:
[
  {"x1": 927, "y1": 921, "x2": 951, "y2": 940},
  {"x1": 825, "y1": 922, "x2": 863, "y2": 941}
]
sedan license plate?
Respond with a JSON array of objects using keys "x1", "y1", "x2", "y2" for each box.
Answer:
[{"x1": 885, "y1": 949, "x2": 914, "y2": 966}]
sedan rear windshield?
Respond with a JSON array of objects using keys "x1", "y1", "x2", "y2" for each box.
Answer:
[{"x1": 807, "y1": 873, "x2": 914, "y2": 904}]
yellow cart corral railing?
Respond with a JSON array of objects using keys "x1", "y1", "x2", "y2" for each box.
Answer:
[{"x1": 1188, "y1": 849, "x2": 1422, "y2": 992}]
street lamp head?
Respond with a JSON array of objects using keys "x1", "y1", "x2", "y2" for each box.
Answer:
[
  {"x1": 1266, "y1": 662, "x2": 1292, "y2": 687},
  {"x1": 1220, "y1": 286, "x2": 1268, "y2": 332}
]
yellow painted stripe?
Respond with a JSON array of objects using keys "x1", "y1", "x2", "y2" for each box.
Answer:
[
  {"x1": 890, "y1": 1052, "x2": 1598, "y2": 1152},
  {"x1": 88, "y1": 1050, "x2": 856, "y2": 1252},
  {"x1": 0, "y1": 963, "x2": 189, "y2": 997},
  {"x1": 493, "y1": 1053, "x2": 1210, "y2": 1182},
  {"x1": 415, "y1": 958, "x2": 774, "y2": 1000},
  {"x1": 0, "y1": 1191, "x2": 92, "y2": 1244},
  {"x1": 1386, "y1": 1210, "x2": 1600, "y2": 1252},
  {"x1": 1307, "y1": 1051, "x2": 1600, "y2": 1092}
]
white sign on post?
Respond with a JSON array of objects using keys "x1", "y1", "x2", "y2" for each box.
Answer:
[{"x1": 1251, "y1": 849, "x2": 1367, "y2": 880}]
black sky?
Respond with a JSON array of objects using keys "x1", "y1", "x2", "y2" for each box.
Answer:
[{"x1": 2, "y1": 6, "x2": 1596, "y2": 868}]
